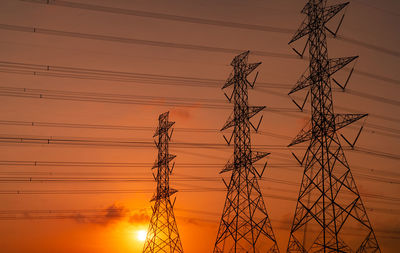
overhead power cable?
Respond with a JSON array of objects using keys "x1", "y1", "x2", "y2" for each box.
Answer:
[
  {"x1": 0, "y1": 23, "x2": 295, "y2": 59},
  {"x1": 0, "y1": 171, "x2": 398, "y2": 185},
  {"x1": 0, "y1": 60, "x2": 399, "y2": 92},
  {"x1": 18, "y1": 0, "x2": 400, "y2": 58},
  {"x1": 0, "y1": 112, "x2": 398, "y2": 142},
  {"x1": 2, "y1": 206, "x2": 399, "y2": 218},
  {"x1": 0, "y1": 85, "x2": 298, "y2": 112},
  {"x1": 1, "y1": 60, "x2": 399, "y2": 108},
  {"x1": 1, "y1": 158, "x2": 399, "y2": 179},
  {"x1": 0, "y1": 159, "x2": 399, "y2": 184},
  {"x1": 1, "y1": 207, "x2": 400, "y2": 233},
  {"x1": 352, "y1": 0, "x2": 400, "y2": 17},
  {"x1": 0, "y1": 134, "x2": 398, "y2": 160},
  {"x1": 0, "y1": 207, "x2": 373, "y2": 220},
  {"x1": 0, "y1": 23, "x2": 399, "y2": 86},
  {"x1": 0, "y1": 186, "x2": 398, "y2": 205},
  {"x1": 0, "y1": 60, "x2": 234, "y2": 89},
  {"x1": 0, "y1": 119, "x2": 397, "y2": 141},
  {"x1": 19, "y1": 0, "x2": 295, "y2": 34},
  {"x1": 1, "y1": 85, "x2": 399, "y2": 130}
]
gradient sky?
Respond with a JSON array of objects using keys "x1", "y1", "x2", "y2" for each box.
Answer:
[{"x1": 0, "y1": 0, "x2": 399, "y2": 252}]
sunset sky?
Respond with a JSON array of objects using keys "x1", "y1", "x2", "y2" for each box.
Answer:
[{"x1": 0, "y1": 0, "x2": 399, "y2": 252}]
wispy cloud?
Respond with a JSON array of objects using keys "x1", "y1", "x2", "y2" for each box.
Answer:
[{"x1": 72, "y1": 204, "x2": 127, "y2": 226}]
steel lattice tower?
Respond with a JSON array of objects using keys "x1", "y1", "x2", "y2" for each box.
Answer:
[
  {"x1": 143, "y1": 112, "x2": 183, "y2": 253},
  {"x1": 214, "y1": 51, "x2": 280, "y2": 253},
  {"x1": 286, "y1": 1, "x2": 380, "y2": 252}
]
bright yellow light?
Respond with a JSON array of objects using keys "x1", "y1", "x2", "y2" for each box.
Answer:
[{"x1": 136, "y1": 230, "x2": 147, "y2": 242}]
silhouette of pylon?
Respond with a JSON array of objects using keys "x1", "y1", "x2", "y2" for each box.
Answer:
[
  {"x1": 286, "y1": 1, "x2": 380, "y2": 252},
  {"x1": 143, "y1": 112, "x2": 184, "y2": 253},
  {"x1": 214, "y1": 51, "x2": 280, "y2": 253}
]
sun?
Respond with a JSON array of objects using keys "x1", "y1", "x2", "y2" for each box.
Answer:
[{"x1": 136, "y1": 230, "x2": 147, "y2": 242}]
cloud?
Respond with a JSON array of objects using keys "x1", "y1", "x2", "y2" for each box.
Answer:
[
  {"x1": 128, "y1": 210, "x2": 150, "y2": 225},
  {"x1": 170, "y1": 108, "x2": 191, "y2": 120},
  {"x1": 180, "y1": 216, "x2": 199, "y2": 225},
  {"x1": 72, "y1": 203, "x2": 127, "y2": 226},
  {"x1": 70, "y1": 204, "x2": 151, "y2": 226}
]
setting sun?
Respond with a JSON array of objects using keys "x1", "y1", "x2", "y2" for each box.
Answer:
[{"x1": 136, "y1": 230, "x2": 147, "y2": 242}]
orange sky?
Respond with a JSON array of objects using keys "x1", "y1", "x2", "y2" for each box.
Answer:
[{"x1": 0, "y1": 0, "x2": 399, "y2": 252}]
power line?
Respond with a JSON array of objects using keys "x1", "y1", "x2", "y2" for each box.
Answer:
[
  {"x1": 0, "y1": 23, "x2": 399, "y2": 86},
  {"x1": 1, "y1": 207, "x2": 399, "y2": 237},
  {"x1": 0, "y1": 85, "x2": 225, "y2": 104},
  {"x1": 0, "y1": 159, "x2": 399, "y2": 183},
  {"x1": 0, "y1": 23, "x2": 296, "y2": 59},
  {"x1": 0, "y1": 85, "x2": 299, "y2": 112},
  {"x1": 0, "y1": 203, "x2": 399, "y2": 219},
  {"x1": 0, "y1": 60, "x2": 399, "y2": 110},
  {"x1": 0, "y1": 186, "x2": 398, "y2": 204},
  {"x1": 18, "y1": 0, "x2": 400, "y2": 57},
  {"x1": 342, "y1": 88, "x2": 400, "y2": 107},
  {"x1": 0, "y1": 216, "x2": 398, "y2": 240},
  {"x1": 0, "y1": 170, "x2": 397, "y2": 185},
  {"x1": 0, "y1": 56, "x2": 399, "y2": 89},
  {"x1": 0, "y1": 61, "x2": 399, "y2": 125},
  {"x1": 0, "y1": 134, "x2": 398, "y2": 160},
  {"x1": 2, "y1": 176, "x2": 400, "y2": 204},
  {"x1": 0, "y1": 85, "x2": 399, "y2": 136},
  {"x1": 0, "y1": 60, "x2": 232, "y2": 89},
  {"x1": 0, "y1": 118, "x2": 398, "y2": 141},
  {"x1": 352, "y1": 0, "x2": 400, "y2": 17},
  {"x1": 2, "y1": 118, "x2": 395, "y2": 140},
  {"x1": 1, "y1": 60, "x2": 399, "y2": 93},
  {"x1": 18, "y1": 0, "x2": 295, "y2": 34},
  {"x1": 2, "y1": 206, "x2": 399, "y2": 218},
  {"x1": 337, "y1": 36, "x2": 400, "y2": 58}
]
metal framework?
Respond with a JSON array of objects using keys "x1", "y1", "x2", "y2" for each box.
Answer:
[
  {"x1": 286, "y1": 1, "x2": 380, "y2": 252},
  {"x1": 214, "y1": 51, "x2": 280, "y2": 253},
  {"x1": 143, "y1": 112, "x2": 184, "y2": 253}
]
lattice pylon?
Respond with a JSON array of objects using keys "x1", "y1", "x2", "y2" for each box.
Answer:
[
  {"x1": 143, "y1": 112, "x2": 184, "y2": 253},
  {"x1": 286, "y1": 1, "x2": 380, "y2": 252},
  {"x1": 214, "y1": 51, "x2": 280, "y2": 253}
]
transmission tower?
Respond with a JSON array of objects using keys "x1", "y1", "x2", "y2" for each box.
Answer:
[
  {"x1": 214, "y1": 51, "x2": 280, "y2": 253},
  {"x1": 143, "y1": 111, "x2": 184, "y2": 253},
  {"x1": 286, "y1": 1, "x2": 380, "y2": 252}
]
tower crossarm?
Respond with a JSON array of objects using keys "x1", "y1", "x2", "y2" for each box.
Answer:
[
  {"x1": 288, "y1": 122, "x2": 312, "y2": 147},
  {"x1": 220, "y1": 159, "x2": 234, "y2": 174},
  {"x1": 221, "y1": 106, "x2": 264, "y2": 131},
  {"x1": 335, "y1": 113, "x2": 367, "y2": 130},
  {"x1": 222, "y1": 73, "x2": 235, "y2": 89},
  {"x1": 290, "y1": 2, "x2": 349, "y2": 45},
  {"x1": 289, "y1": 113, "x2": 367, "y2": 146},
  {"x1": 323, "y1": 2, "x2": 349, "y2": 23},
  {"x1": 153, "y1": 122, "x2": 175, "y2": 137},
  {"x1": 221, "y1": 113, "x2": 235, "y2": 131},
  {"x1": 248, "y1": 106, "x2": 265, "y2": 119},
  {"x1": 289, "y1": 18, "x2": 311, "y2": 44},
  {"x1": 231, "y1": 50, "x2": 250, "y2": 66},
  {"x1": 152, "y1": 154, "x2": 176, "y2": 169},
  {"x1": 289, "y1": 68, "x2": 312, "y2": 95},
  {"x1": 151, "y1": 188, "x2": 178, "y2": 202},
  {"x1": 288, "y1": 56, "x2": 357, "y2": 95},
  {"x1": 329, "y1": 56, "x2": 358, "y2": 76},
  {"x1": 245, "y1": 62, "x2": 262, "y2": 76},
  {"x1": 251, "y1": 151, "x2": 270, "y2": 163}
]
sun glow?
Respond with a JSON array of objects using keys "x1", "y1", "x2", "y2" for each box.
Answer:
[{"x1": 136, "y1": 230, "x2": 147, "y2": 242}]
